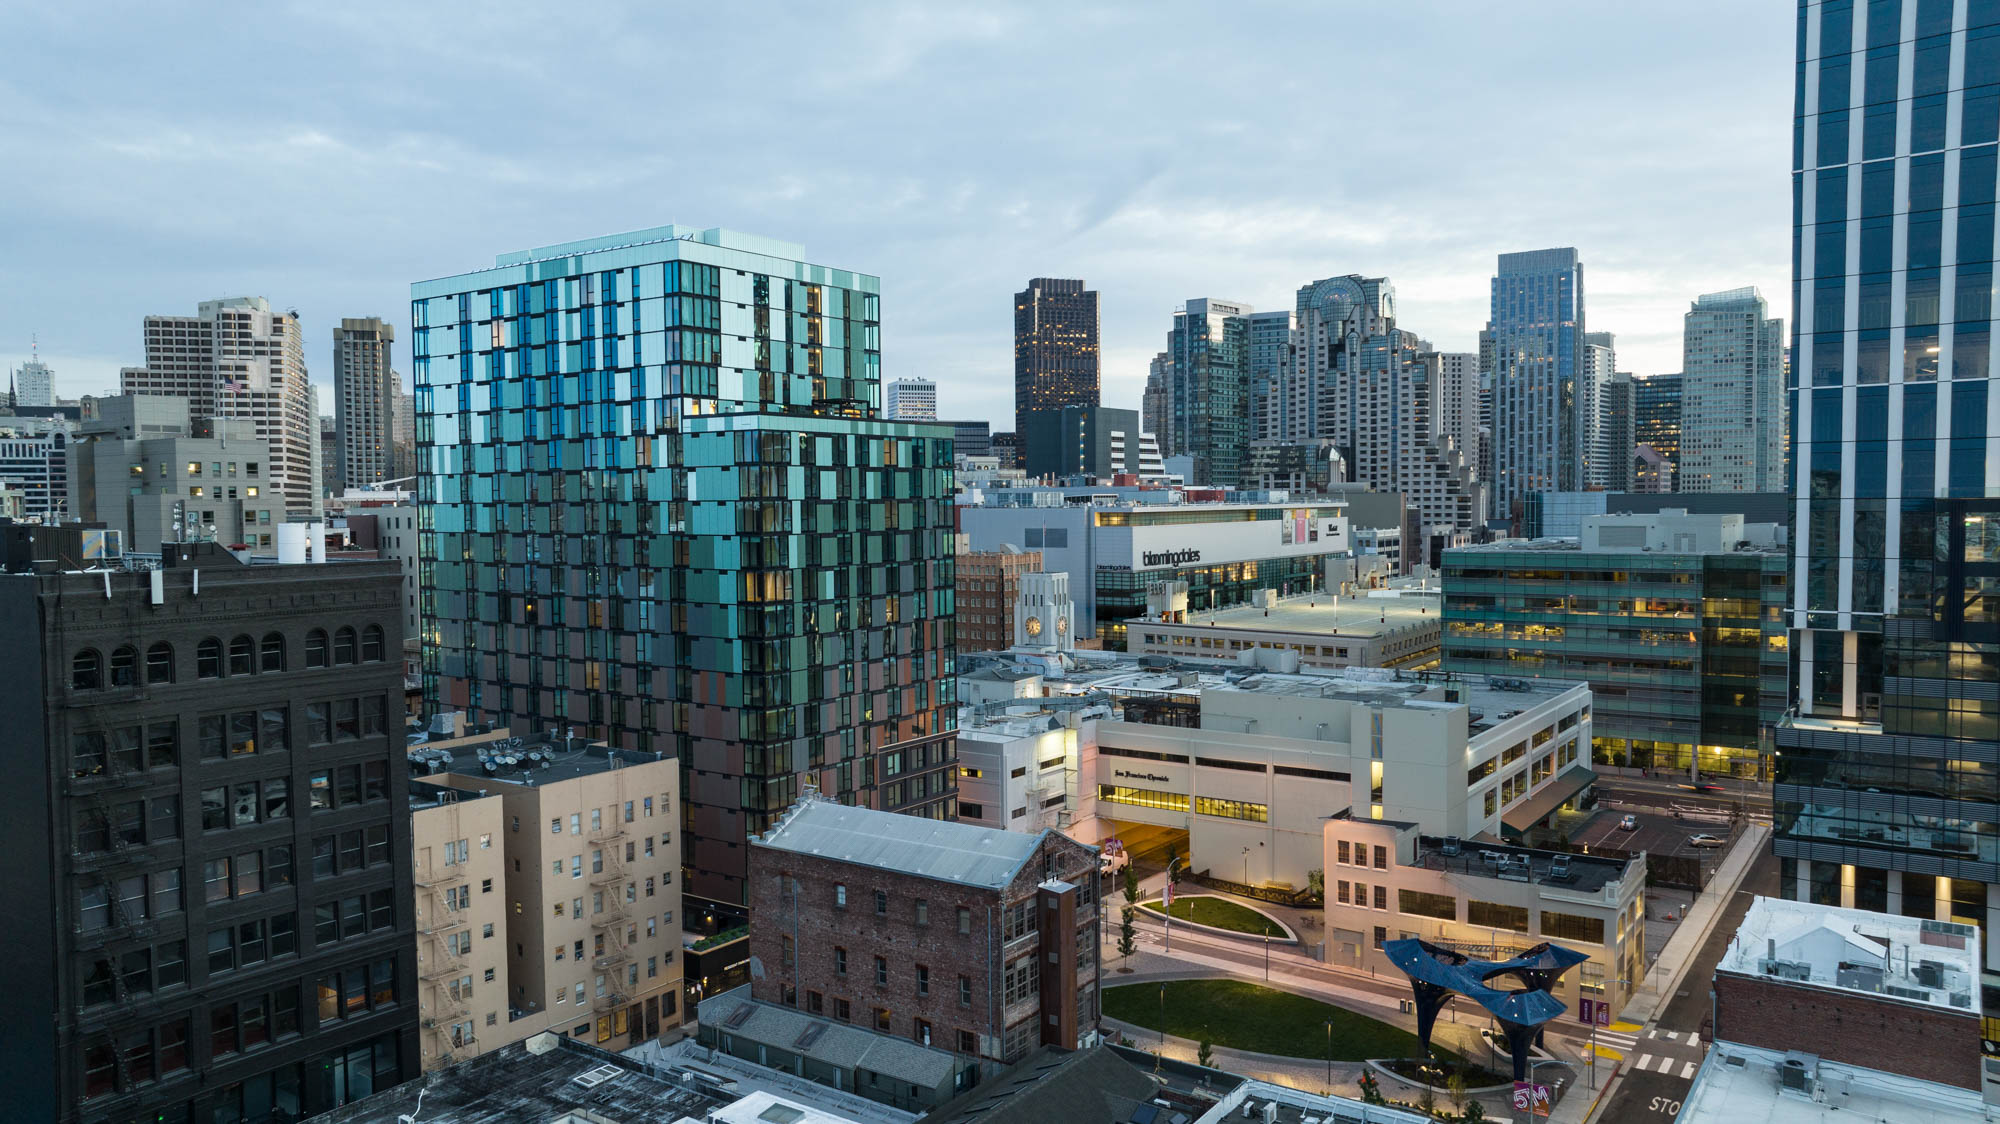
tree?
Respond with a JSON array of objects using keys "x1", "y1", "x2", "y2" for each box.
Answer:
[
  {"x1": 1123, "y1": 863, "x2": 1140, "y2": 906},
  {"x1": 1463, "y1": 1098, "x2": 1485, "y2": 1122},
  {"x1": 1447, "y1": 1070, "x2": 1470, "y2": 1117},
  {"x1": 1197, "y1": 1036, "x2": 1214, "y2": 1068},
  {"x1": 1307, "y1": 868, "x2": 1325, "y2": 901},
  {"x1": 1416, "y1": 1084, "x2": 1436, "y2": 1117},
  {"x1": 1118, "y1": 905, "x2": 1137, "y2": 966},
  {"x1": 1357, "y1": 1072, "x2": 1384, "y2": 1105}
]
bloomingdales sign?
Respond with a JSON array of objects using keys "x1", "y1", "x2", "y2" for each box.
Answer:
[{"x1": 1141, "y1": 549, "x2": 1202, "y2": 567}]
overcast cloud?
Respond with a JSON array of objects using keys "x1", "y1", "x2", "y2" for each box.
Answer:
[{"x1": 0, "y1": 1, "x2": 1793, "y2": 427}]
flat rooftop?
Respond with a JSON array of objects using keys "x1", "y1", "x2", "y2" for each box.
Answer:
[
  {"x1": 1021, "y1": 651, "x2": 1585, "y2": 721},
  {"x1": 1412, "y1": 834, "x2": 1634, "y2": 896},
  {"x1": 1146, "y1": 587, "x2": 1440, "y2": 640},
  {"x1": 1193, "y1": 1080, "x2": 1429, "y2": 1124},
  {"x1": 1718, "y1": 896, "x2": 1981, "y2": 1013},
  {"x1": 1446, "y1": 538, "x2": 1784, "y2": 557},
  {"x1": 753, "y1": 794, "x2": 1051, "y2": 890},
  {"x1": 314, "y1": 1033, "x2": 727, "y2": 1123},
  {"x1": 417, "y1": 737, "x2": 665, "y2": 789},
  {"x1": 1678, "y1": 1043, "x2": 1988, "y2": 1123}
]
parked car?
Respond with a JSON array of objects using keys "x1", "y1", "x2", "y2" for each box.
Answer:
[
  {"x1": 1618, "y1": 814, "x2": 1640, "y2": 831},
  {"x1": 1688, "y1": 834, "x2": 1726, "y2": 848}
]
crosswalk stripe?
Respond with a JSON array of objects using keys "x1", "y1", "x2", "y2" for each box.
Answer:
[
  {"x1": 1687, "y1": 1032, "x2": 1701, "y2": 1050},
  {"x1": 1635, "y1": 1053, "x2": 1653, "y2": 1070},
  {"x1": 1682, "y1": 1061, "x2": 1699, "y2": 1079},
  {"x1": 1662, "y1": 1030, "x2": 1679, "y2": 1042},
  {"x1": 1656, "y1": 1055, "x2": 1677, "y2": 1073}
]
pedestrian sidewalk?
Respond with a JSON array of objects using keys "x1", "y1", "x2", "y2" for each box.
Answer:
[{"x1": 1618, "y1": 822, "x2": 1767, "y2": 1028}]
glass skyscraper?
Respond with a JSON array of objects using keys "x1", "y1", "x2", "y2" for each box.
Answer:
[
  {"x1": 412, "y1": 226, "x2": 960, "y2": 910},
  {"x1": 1633, "y1": 372, "x2": 1684, "y2": 486},
  {"x1": 1013, "y1": 278, "x2": 1100, "y2": 436},
  {"x1": 1487, "y1": 248, "x2": 1587, "y2": 520},
  {"x1": 1778, "y1": 2, "x2": 2000, "y2": 981},
  {"x1": 1167, "y1": 298, "x2": 1252, "y2": 486}
]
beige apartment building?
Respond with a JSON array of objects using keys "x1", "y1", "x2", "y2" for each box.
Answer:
[
  {"x1": 413, "y1": 726, "x2": 686, "y2": 1058},
  {"x1": 411, "y1": 782, "x2": 515, "y2": 1069}
]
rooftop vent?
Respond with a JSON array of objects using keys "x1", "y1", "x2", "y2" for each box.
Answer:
[{"x1": 570, "y1": 1063, "x2": 625, "y2": 1089}]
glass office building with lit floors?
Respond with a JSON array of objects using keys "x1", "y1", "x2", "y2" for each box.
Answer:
[
  {"x1": 412, "y1": 227, "x2": 959, "y2": 913},
  {"x1": 1778, "y1": 0, "x2": 2000, "y2": 993}
]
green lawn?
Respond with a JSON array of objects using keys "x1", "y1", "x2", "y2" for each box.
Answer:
[
  {"x1": 1104, "y1": 979, "x2": 1422, "y2": 1061},
  {"x1": 1140, "y1": 895, "x2": 1286, "y2": 937}
]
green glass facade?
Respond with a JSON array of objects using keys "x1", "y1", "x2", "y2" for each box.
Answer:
[
  {"x1": 1442, "y1": 547, "x2": 1787, "y2": 778},
  {"x1": 411, "y1": 227, "x2": 958, "y2": 909}
]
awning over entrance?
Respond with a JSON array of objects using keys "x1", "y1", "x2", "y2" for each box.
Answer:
[{"x1": 1501, "y1": 764, "x2": 1596, "y2": 838}]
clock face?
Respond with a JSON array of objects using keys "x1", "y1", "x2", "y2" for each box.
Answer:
[
  {"x1": 1025, "y1": 616, "x2": 1043, "y2": 637},
  {"x1": 1054, "y1": 614, "x2": 1068, "y2": 634}
]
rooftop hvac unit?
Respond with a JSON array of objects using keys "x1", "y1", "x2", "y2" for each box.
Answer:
[
  {"x1": 1760, "y1": 958, "x2": 1813, "y2": 981},
  {"x1": 1779, "y1": 1051, "x2": 1820, "y2": 1100}
]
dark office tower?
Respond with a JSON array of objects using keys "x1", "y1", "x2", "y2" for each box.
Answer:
[
  {"x1": 1600, "y1": 371, "x2": 1636, "y2": 493},
  {"x1": 1776, "y1": 1, "x2": 2000, "y2": 973},
  {"x1": 1013, "y1": 278, "x2": 1100, "y2": 437},
  {"x1": 0, "y1": 532, "x2": 414, "y2": 1123},
  {"x1": 1487, "y1": 249, "x2": 1586, "y2": 520},
  {"x1": 412, "y1": 227, "x2": 959, "y2": 913},
  {"x1": 1633, "y1": 373, "x2": 1684, "y2": 488},
  {"x1": 1167, "y1": 298, "x2": 1252, "y2": 487}
]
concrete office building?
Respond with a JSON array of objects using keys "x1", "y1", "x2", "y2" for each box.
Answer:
[
  {"x1": 952, "y1": 651, "x2": 1595, "y2": 886},
  {"x1": 1487, "y1": 249, "x2": 1587, "y2": 520},
  {"x1": 1777, "y1": 3, "x2": 2000, "y2": 987},
  {"x1": 121, "y1": 297, "x2": 322, "y2": 518},
  {"x1": 1166, "y1": 298, "x2": 1253, "y2": 487},
  {"x1": 1013, "y1": 278, "x2": 1099, "y2": 436},
  {"x1": 1321, "y1": 823, "x2": 1645, "y2": 1013},
  {"x1": 68, "y1": 394, "x2": 285, "y2": 552},
  {"x1": 885, "y1": 377, "x2": 937, "y2": 421},
  {"x1": 959, "y1": 493, "x2": 1349, "y2": 649},
  {"x1": 419, "y1": 730, "x2": 686, "y2": 1052},
  {"x1": 0, "y1": 531, "x2": 413, "y2": 1123},
  {"x1": 1292, "y1": 275, "x2": 1485, "y2": 534},
  {"x1": 746, "y1": 794, "x2": 1102, "y2": 1066},
  {"x1": 1680, "y1": 288, "x2": 1785, "y2": 493},
  {"x1": 343, "y1": 502, "x2": 420, "y2": 663},
  {"x1": 955, "y1": 695, "x2": 1113, "y2": 834},
  {"x1": 1444, "y1": 510, "x2": 1788, "y2": 779},
  {"x1": 14, "y1": 354, "x2": 55, "y2": 408},
  {"x1": 413, "y1": 226, "x2": 959, "y2": 911},
  {"x1": 1126, "y1": 582, "x2": 1442, "y2": 672},
  {"x1": 956, "y1": 547, "x2": 1044, "y2": 653},
  {"x1": 0, "y1": 427, "x2": 69, "y2": 520},
  {"x1": 332, "y1": 318, "x2": 400, "y2": 492}
]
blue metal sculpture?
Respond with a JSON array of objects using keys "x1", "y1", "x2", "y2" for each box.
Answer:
[{"x1": 1382, "y1": 938, "x2": 1589, "y2": 1081}]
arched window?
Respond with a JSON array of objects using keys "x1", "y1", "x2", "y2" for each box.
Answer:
[
  {"x1": 228, "y1": 635, "x2": 254, "y2": 676},
  {"x1": 305, "y1": 629, "x2": 328, "y2": 669},
  {"x1": 261, "y1": 632, "x2": 286, "y2": 673},
  {"x1": 333, "y1": 626, "x2": 358, "y2": 666},
  {"x1": 196, "y1": 637, "x2": 223, "y2": 680},
  {"x1": 108, "y1": 645, "x2": 139, "y2": 688},
  {"x1": 361, "y1": 624, "x2": 385, "y2": 663},
  {"x1": 71, "y1": 649, "x2": 102, "y2": 691},
  {"x1": 146, "y1": 642, "x2": 174, "y2": 684}
]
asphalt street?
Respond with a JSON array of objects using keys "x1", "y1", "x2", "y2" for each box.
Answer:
[{"x1": 1591, "y1": 843, "x2": 1778, "y2": 1121}]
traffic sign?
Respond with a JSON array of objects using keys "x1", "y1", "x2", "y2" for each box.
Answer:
[{"x1": 1578, "y1": 999, "x2": 1596, "y2": 1025}]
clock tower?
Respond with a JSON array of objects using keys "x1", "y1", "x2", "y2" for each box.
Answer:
[{"x1": 1013, "y1": 570, "x2": 1076, "y2": 653}]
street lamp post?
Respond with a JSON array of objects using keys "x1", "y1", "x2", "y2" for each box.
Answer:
[
  {"x1": 1325, "y1": 1020, "x2": 1334, "y2": 1093},
  {"x1": 1241, "y1": 846, "x2": 1251, "y2": 885},
  {"x1": 1523, "y1": 1057, "x2": 1566, "y2": 1122},
  {"x1": 1164, "y1": 856, "x2": 1184, "y2": 953}
]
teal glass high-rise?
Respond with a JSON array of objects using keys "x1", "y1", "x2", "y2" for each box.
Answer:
[{"x1": 411, "y1": 227, "x2": 959, "y2": 910}]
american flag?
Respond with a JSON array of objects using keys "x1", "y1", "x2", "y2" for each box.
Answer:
[{"x1": 224, "y1": 377, "x2": 246, "y2": 392}]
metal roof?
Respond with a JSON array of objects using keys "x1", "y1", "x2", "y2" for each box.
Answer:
[
  {"x1": 753, "y1": 796, "x2": 1049, "y2": 890},
  {"x1": 697, "y1": 988, "x2": 962, "y2": 1089}
]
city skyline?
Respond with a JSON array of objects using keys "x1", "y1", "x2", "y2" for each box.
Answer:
[{"x1": 4, "y1": 3, "x2": 1791, "y2": 427}]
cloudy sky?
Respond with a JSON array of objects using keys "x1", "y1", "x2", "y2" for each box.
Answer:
[{"x1": 3, "y1": 1, "x2": 1794, "y2": 427}]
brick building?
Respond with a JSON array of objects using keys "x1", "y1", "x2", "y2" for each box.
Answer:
[
  {"x1": 1711, "y1": 896, "x2": 1984, "y2": 1093},
  {"x1": 746, "y1": 793, "x2": 1100, "y2": 1064},
  {"x1": 956, "y1": 547, "x2": 1043, "y2": 652}
]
